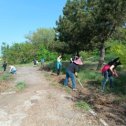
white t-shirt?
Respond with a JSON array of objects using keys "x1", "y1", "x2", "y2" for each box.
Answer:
[{"x1": 10, "y1": 66, "x2": 16, "y2": 72}]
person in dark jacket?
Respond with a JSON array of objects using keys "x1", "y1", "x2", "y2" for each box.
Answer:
[
  {"x1": 2, "y1": 61, "x2": 7, "y2": 71},
  {"x1": 64, "y1": 58, "x2": 83, "y2": 90}
]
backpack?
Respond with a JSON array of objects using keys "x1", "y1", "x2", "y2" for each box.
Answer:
[{"x1": 101, "y1": 64, "x2": 110, "y2": 73}]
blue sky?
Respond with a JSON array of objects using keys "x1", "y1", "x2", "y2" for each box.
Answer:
[{"x1": 0, "y1": 0, "x2": 66, "y2": 54}]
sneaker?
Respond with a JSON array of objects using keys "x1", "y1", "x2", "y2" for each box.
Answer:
[{"x1": 72, "y1": 88, "x2": 77, "y2": 91}]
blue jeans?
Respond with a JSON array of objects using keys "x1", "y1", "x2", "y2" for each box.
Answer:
[
  {"x1": 102, "y1": 71, "x2": 113, "y2": 91},
  {"x1": 64, "y1": 70, "x2": 76, "y2": 89},
  {"x1": 11, "y1": 69, "x2": 16, "y2": 74},
  {"x1": 56, "y1": 62, "x2": 62, "y2": 75}
]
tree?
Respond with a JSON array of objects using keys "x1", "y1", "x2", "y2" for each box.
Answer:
[
  {"x1": 112, "y1": 27, "x2": 126, "y2": 42},
  {"x1": 91, "y1": 0, "x2": 126, "y2": 69},
  {"x1": 25, "y1": 28, "x2": 55, "y2": 50},
  {"x1": 111, "y1": 42, "x2": 126, "y2": 66},
  {"x1": 1, "y1": 42, "x2": 9, "y2": 60},
  {"x1": 55, "y1": 0, "x2": 95, "y2": 54},
  {"x1": 1, "y1": 42, "x2": 34, "y2": 64},
  {"x1": 55, "y1": 0, "x2": 126, "y2": 69}
]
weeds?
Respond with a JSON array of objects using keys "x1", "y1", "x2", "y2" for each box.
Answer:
[
  {"x1": 16, "y1": 81, "x2": 26, "y2": 91},
  {"x1": 75, "y1": 101, "x2": 91, "y2": 111},
  {"x1": 64, "y1": 86, "x2": 71, "y2": 94},
  {"x1": 0, "y1": 72, "x2": 12, "y2": 81},
  {"x1": 78, "y1": 70, "x2": 101, "y2": 85}
]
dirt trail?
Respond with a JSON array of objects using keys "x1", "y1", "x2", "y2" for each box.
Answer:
[{"x1": 0, "y1": 66, "x2": 101, "y2": 126}]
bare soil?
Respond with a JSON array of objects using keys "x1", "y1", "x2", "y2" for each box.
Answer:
[{"x1": 0, "y1": 66, "x2": 103, "y2": 126}]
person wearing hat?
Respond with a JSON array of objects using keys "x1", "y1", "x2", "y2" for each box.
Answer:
[{"x1": 64, "y1": 58, "x2": 83, "y2": 90}]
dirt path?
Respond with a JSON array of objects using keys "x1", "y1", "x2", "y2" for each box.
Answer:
[{"x1": 0, "y1": 66, "x2": 102, "y2": 126}]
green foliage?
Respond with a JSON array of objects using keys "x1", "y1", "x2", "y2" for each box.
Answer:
[
  {"x1": 37, "y1": 47, "x2": 58, "y2": 61},
  {"x1": 1, "y1": 42, "x2": 34, "y2": 64},
  {"x1": 55, "y1": 0, "x2": 94, "y2": 53},
  {"x1": 80, "y1": 50, "x2": 100, "y2": 62},
  {"x1": 16, "y1": 81, "x2": 26, "y2": 91},
  {"x1": 56, "y1": 0, "x2": 126, "y2": 67},
  {"x1": 112, "y1": 27, "x2": 126, "y2": 41},
  {"x1": 80, "y1": 51, "x2": 91, "y2": 59},
  {"x1": 110, "y1": 42, "x2": 126, "y2": 65},
  {"x1": 75, "y1": 101, "x2": 91, "y2": 111},
  {"x1": 1, "y1": 28, "x2": 61, "y2": 64},
  {"x1": 25, "y1": 28, "x2": 55, "y2": 50}
]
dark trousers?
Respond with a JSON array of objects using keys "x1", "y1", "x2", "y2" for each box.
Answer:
[{"x1": 57, "y1": 68, "x2": 60, "y2": 75}]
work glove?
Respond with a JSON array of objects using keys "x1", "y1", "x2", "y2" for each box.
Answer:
[{"x1": 75, "y1": 72, "x2": 78, "y2": 78}]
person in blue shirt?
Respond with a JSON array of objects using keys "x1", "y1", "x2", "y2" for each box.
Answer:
[
  {"x1": 56, "y1": 55, "x2": 62, "y2": 75},
  {"x1": 41, "y1": 58, "x2": 45, "y2": 69}
]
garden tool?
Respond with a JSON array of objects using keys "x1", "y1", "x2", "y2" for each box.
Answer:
[{"x1": 76, "y1": 78, "x2": 84, "y2": 88}]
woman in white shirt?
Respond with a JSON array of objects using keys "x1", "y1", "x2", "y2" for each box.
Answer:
[{"x1": 9, "y1": 65, "x2": 17, "y2": 74}]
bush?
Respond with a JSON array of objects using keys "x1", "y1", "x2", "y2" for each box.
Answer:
[{"x1": 109, "y1": 40, "x2": 126, "y2": 66}]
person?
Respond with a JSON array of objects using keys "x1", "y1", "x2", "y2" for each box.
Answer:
[
  {"x1": 101, "y1": 60, "x2": 121, "y2": 91},
  {"x1": 70, "y1": 54, "x2": 80, "y2": 63},
  {"x1": 9, "y1": 65, "x2": 17, "y2": 74},
  {"x1": 36, "y1": 60, "x2": 39, "y2": 65},
  {"x1": 33, "y1": 58, "x2": 37, "y2": 66},
  {"x1": 64, "y1": 57, "x2": 83, "y2": 90},
  {"x1": 56, "y1": 55, "x2": 62, "y2": 75},
  {"x1": 41, "y1": 58, "x2": 45, "y2": 68},
  {"x1": 2, "y1": 61, "x2": 7, "y2": 71}
]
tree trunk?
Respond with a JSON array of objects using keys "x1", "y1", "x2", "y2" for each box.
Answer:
[{"x1": 97, "y1": 43, "x2": 105, "y2": 70}]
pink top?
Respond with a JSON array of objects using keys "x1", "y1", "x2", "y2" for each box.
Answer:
[{"x1": 101, "y1": 64, "x2": 110, "y2": 73}]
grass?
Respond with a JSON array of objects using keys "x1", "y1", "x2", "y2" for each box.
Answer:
[
  {"x1": 50, "y1": 82, "x2": 58, "y2": 87},
  {"x1": 78, "y1": 69, "x2": 102, "y2": 86},
  {"x1": 0, "y1": 66, "x2": 3, "y2": 71},
  {"x1": 112, "y1": 96, "x2": 126, "y2": 105},
  {"x1": 64, "y1": 86, "x2": 72, "y2": 94},
  {"x1": 0, "y1": 72, "x2": 13, "y2": 81},
  {"x1": 44, "y1": 59, "x2": 126, "y2": 96},
  {"x1": 75, "y1": 101, "x2": 91, "y2": 111},
  {"x1": 16, "y1": 81, "x2": 26, "y2": 91}
]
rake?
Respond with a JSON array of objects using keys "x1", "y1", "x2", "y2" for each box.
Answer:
[{"x1": 76, "y1": 78, "x2": 84, "y2": 88}]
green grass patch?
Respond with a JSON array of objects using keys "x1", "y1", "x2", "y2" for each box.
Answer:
[
  {"x1": 75, "y1": 101, "x2": 91, "y2": 111},
  {"x1": 0, "y1": 66, "x2": 3, "y2": 71},
  {"x1": 0, "y1": 72, "x2": 12, "y2": 81},
  {"x1": 16, "y1": 81, "x2": 26, "y2": 91},
  {"x1": 78, "y1": 70, "x2": 102, "y2": 84}
]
